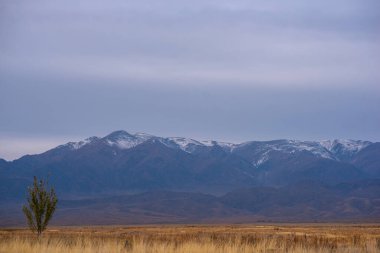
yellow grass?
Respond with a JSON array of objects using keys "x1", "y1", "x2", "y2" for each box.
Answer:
[{"x1": 1, "y1": 224, "x2": 379, "y2": 253}]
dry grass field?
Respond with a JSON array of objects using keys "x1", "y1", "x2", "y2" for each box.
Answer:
[{"x1": 1, "y1": 224, "x2": 379, "y2": 253}]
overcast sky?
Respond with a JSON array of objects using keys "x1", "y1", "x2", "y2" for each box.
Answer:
[{"x1": 1, "y1": 0, "x2": 380, "y2": 160}]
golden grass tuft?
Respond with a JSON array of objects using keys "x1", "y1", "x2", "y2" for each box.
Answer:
[{"x1": 1, "y1": 224, "x2": 379, "y2": 253}]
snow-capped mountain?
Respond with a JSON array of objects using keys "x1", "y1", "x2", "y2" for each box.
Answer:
[
  {"x1": 232, "y1": 139, "x2": 372, "y2": 167},
  {"x1": 319, "y1": 139, "x2": 371, "y2": 161},
  {"x1": 61, "y1": 136, "x2": 100, "y2": 150},
  {"x1": 58, "y1": 131, "x2": 372, "y2": 163},
  {"x1": 1, "y1": 130, "x2": 379, "y2": 225},
  {"x1": 58, "y1": 130, "x2": 238, "y2": 154},
  {"x1": 58, "y1": 131, "x2": 154, "y2": 151},
  {"x1": 1, "y1": 129, "x2": 379, "y2": 202}
]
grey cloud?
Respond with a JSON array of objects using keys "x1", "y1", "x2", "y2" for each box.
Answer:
[{"x1": 1, "y1": 1, "x2": 379, "y2": 87}]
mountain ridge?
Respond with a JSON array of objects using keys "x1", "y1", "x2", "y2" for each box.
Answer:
[
  {"x1": 1, "y1": 130, "x2": 379, "y2": 225},
  {"x1": 25, "y1": 130, "x2": 373, "y2": 162},
  {"x1": 1, "y1": 130, "x2": 378, "y2": 196}
]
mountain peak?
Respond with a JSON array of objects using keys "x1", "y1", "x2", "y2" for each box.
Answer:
[
  {"x1": 104, "y1": 130, "x2": 134, "y2": 140},
  {"x1": 103, "y1": 130, "x2": 154, "y2": 149}
]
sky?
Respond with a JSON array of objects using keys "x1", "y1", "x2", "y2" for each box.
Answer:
[{"x1": 0, "y1": 0, "x2": 380, "y2": 160}]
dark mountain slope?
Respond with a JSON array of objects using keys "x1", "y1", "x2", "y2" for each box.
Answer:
[
  {"x1": 351, "y1": 143, "x2": 380, "y2": 177},
  {"x1": 0, "y1": 159, "x2": 7, "y2": 167}
]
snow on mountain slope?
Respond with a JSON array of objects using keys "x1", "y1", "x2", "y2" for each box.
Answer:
[
  {"x1": 201, "y1": 140, "x2": 236, "y2": 149},
  {"x1": 104, "y1": 130, "x2": 154, "y2": 149},
  {"x1": 152, "y1": 137, "x2": 236, "y2": 153},
  {"x1": 235, "y1": 140, "x2": 336, "y2": 167},
  {"x1": 319, "y1": 139, "x2": 372, "y2": 161},
  {"x1": 236, "y1": 139, "x2": 374, "y2": 167},
  {"x1": 285, "y1": 140, "x2": 335, "y2": 159},
  {"x1": 61, "y1": 136, "x2": 100, "y2": 150},
  {"x1": 164, "y1": 137, "x2": 205, "y2": 153},
  {"x1": 240, "y1": 140, "x2": 334, "y2": 157},
  {"x1": 167, "y1": 137, "x2": 203, "y2": 148},
  {"x1": 319, "y1": 139, "x2": 371, "y2": 153}
]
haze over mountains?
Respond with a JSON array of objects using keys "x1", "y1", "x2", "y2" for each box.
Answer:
[{"x1": 1, "y1": 130, "x2": 379, "y2": 225}]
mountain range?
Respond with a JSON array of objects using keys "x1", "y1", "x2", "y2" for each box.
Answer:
[{"x1": 1, "y1": 130, "x2": 379, "y2": 225}]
